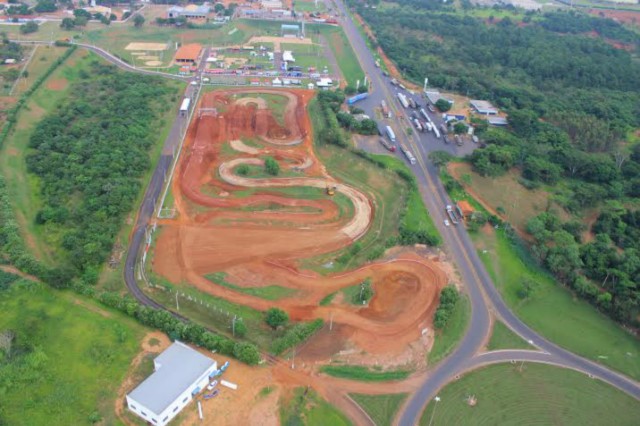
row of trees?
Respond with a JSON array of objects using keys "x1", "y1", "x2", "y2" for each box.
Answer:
[{"x1": 433, "y1": 285, "x2": 460, "y2": 329}]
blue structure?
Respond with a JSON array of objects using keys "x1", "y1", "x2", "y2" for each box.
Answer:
[{"x1": 347, "y1": 92, "x2": 369, "y2": 105}]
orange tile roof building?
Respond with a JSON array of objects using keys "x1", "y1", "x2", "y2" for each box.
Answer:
[
  {"x1": 456, "y1": 200, "x2": 475, "y2": 218},
  {"x1": 175, "y1": 44, "x2": 202, "y2": 64}
]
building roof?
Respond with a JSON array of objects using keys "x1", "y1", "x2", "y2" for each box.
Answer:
[
  {"x1": 175, "y1": 44, "x2": 202, "y2": 61},
  {"x1": 128, "y1": 342, "x2": 215, "y2": 415},
  {"x1": 282, "y1": 51, "x2": 295, "y2": 62},
  {"x1": 470, "y1": 100, "x2": 498, "y2": 115},
  {"x1": 488, "y1": 116, "x2": 508, "y2": 126},
  {"x1": 425, "y1": 90, "x2": 453, "y2": 106},
  {"x1": 457, "y1": 200, "x2": 474, "y2": 215}
]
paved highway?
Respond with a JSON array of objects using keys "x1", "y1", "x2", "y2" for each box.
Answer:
[{"x1": 330, "y1": 0, "x2": 640, "y2": 423}]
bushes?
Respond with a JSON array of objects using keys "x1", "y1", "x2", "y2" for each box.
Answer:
[
  {"x1": 264, "y1": 157, "x2": 280, "y2": 176},
  {"x1": 433, "y1": 286, "x2": 460, "y2": 329},
  {"x1": 265, "y1": 307, "x2": 288, "y2": 329},
  {"x1": 270, "y1": 319, "x2": 323, "y2": 355}
]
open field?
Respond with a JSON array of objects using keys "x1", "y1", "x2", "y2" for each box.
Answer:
[
  {"x1": 420, "y1": 363, "x2": 640, "y2": 426},
  {"x1": 475, "y1": 227, "x2": 640, "y2": 380},
  {"x1": 487, "y1": 320, "x2": 532, "y2": 351},
  {"x1": 281, "y1": 387, "x2": 352, "y2": 426},
  {"x1": 0, "y1": 280, "x2": 148, "y2": 425},
  {"x1": 313, "y1": 24, "x2": 364, "y2": 86},
  {"x1": 350, "y1": 393, "x2": 407, "y2": 426},
  {"x1": 0, "y1": 48, "x2": 91, "y2": 265},
  {"x1": 12, "y1": 45, "x2": 68, "y2": 96},
  {"x1": 448, "y1": 162, "x2": 559, "y2": 232}
]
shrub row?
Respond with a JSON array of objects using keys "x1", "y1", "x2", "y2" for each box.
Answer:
[
  {"x1": 271, "y1": 319, "x2": 323, "y2": 355},
  {"x1": 433, "y1": 286, "x2": 460, "y2": 329}
]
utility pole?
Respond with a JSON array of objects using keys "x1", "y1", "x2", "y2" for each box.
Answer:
[
  {"x1": 232, "y1": 315, "x2": 237, "y2": 336},
  {"x1": 329, "y1": 312, "x2": 333, "y2": 331},
  {"x1": 291, "y1": 348, "x2": 295, "y2": 369},
  {"x1": 175, "y1": 291, "x2": 179, "y2": 311}
]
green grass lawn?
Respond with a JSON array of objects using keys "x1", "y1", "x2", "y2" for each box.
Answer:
[
  {"x1": 12, "y1": 45, "x2": 68, "y2": 97},
  {"x1": 487, "y1": 320, "x2": 532, "y2": 351},
  {"x1": 280, "y1": 387, "x2": 352, "y2": 426},
  {"x1": 350, "y1": 393, "x2": 407, "y2": 426},
  {"x1": 476, "y1": 228, "x2": 640, "y2": 380},
  {"x1": 419, "y1": 363, "x2": 640, "y2": 426},
  {"x1": 205, "y1": 271, "x2": 297, "y2": 301},
  {"x1": 428, "y1": 295, "x2": 470, "y2": 365},
  {"x1": 320, "y1": 365, "x2": 410, "y2": 382},
  {"x1": 312, "y1": 24, "x2": 364, "y2": 86},
  {"x1": 0, "y1": 280, "x2": 148, "y2": 426}
]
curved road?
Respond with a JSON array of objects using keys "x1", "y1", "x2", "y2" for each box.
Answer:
[
  {"x1": 18, "y1": 24, "x2": 638, "y2": 426},
  {"x1": 328, "y1": 0, "x2": 640, "y2": 423}
]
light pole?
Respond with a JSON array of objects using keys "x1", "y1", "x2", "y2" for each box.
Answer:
[
  {"x1": 428, "y1": 396, "x2": 441, "y2": 426},
  {"x1": 175, "y1": 291, "x2": 179, "y2": 311}
]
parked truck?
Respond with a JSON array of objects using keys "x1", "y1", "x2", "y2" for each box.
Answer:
[
  {"x1": 440, "y1": 123, "x2": 448, "y2": 135},
  {"x1": 420, "y1": 108, "x2": 430, "y2": 121},
  {"x1": 347, "y1": 92, "x2": 369, "y2": 105},
  {"x1": 391, "y1": 78, "x2": 398, "y2": 86},
  {"x1": 381, "y1": 100, "x2": 391, "y2": 118},
  {"x1": 408, "y1": 98, "x2": 417, "y2": 109},
  {"x1": 379, "y1": 137, "x2": 396, "y2": 152},
  {"x1": 446, "y1": 205, "x2": 459, "y2": 225},
  {"x1": 455, "y1": 134, "x2": 463, "y2": 146},
  {"x1": 413, "y1": 118, "x2": 423, "y2": 132},
  {"x1": 401, "y1": 145, "x2": 417, "y2": 165},
  {"x1": 397, "y1": 92, "x2": 409, "y2": 109},
  {"x1": 385, "y1": 125, "x2": 397, "y2": 143}
]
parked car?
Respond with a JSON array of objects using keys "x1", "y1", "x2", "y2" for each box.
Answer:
[
  {"x1": 207, "y1": 380, "x2": 218, "y2": 391},
  {"x1": 444, "y1": 219, "x2": 450, "y2": 227},
  {"x1": 204, "y1": 390, "x2": 220, "y2": 400}
]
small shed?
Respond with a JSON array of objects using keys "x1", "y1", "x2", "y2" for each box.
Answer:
[
  {"x1": 470, "y1": 100, "x2": 498, "y2": 115},
  {"x1": 488, "y1": 117, "x2": 508, "y2": 127}
]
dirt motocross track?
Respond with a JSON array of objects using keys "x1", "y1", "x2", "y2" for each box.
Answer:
[{"x1": 152, "y1": 88, "x2": 448, "y2": 419}]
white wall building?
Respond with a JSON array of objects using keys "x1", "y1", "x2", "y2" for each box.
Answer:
[{"x1": 126, "y1": 341, "x2": 217, "y2": 426}]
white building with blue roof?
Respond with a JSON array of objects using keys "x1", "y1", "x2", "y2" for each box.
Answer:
[{"x1": 126, "y1": 341, "x2": 217, "y2": 426}]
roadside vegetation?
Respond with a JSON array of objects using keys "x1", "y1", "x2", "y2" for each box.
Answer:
[
  {"x1": 0, "y1": 279, "x2": 147, "y2": 425},
  {"x1": 353, "y1": 1, "x2": 640, "y2": 329},
  {"x1": 428, "y1": 295, "x2": 470, "y2": 365},
  {"x1": 280, "y1": 387, "x2": 352, "y2": 426},
  {"x1": 419, "y1": 363, "x2": 640, "y2": 426},
  {"x1": 320, "y1": 365, "x2": 410, "y2": 382},
  {"x1": 350, "y1": 393, "x2": 407, "y2": 426},
  {"x1": 433, "y1": 285, "x2": 460, "y2": 329}
]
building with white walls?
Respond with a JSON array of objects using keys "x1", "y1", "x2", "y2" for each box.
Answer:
[{"x1": 126, "y1": 341, "x2": 217, "y2": 426}]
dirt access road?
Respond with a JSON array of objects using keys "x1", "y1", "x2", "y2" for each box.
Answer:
[{"x1": 151, "y1": 88, "x2": 448, "y2": 423}]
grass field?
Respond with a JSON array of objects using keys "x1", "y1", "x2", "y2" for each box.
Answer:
[
  {"x1": 0, "y1": 279, "x2": 147, "y2": 426},
  {"x1": 313, "y1": 24, "x2": 364, "y2": 86},
  {"x1": 0, "y1": 48, "x2": 91, "y2": 265},
  {"x1": 448, "y1": 162, "x2": 557, "y2": 231},
  {"x1": 428, "y1": 295, "x2": 470, "y2": 365},
  {"x1": 350, "y1": 393, "x2": 407, "y2": 426},
  {"x1": 205, "y1": 271, "x2": 298, "y2": 301},
  {"x1": 487, "y1": 320, "x2": 532, "y2": 351},
  {"x1": 320, "y1": 365, "x2": 410, "y2": 382},
  {"x1": 419, "y1": 363, "x2": 640, "y2": 426},
  {"x1": 280, "y1": 42, "x2": 331, "y2": 72},
  {"x1": 476, "y1": 228, "x2": 640, "y2": 380},
  {"x1": 280, "y1": 387, "x2": 352, "y2": 426},
  {"x1": 12, "y1": 46, "x2": 68, "y2": 96}
]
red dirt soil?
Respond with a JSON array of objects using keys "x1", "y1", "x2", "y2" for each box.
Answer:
[{"x1": 151, "y1": 88, "x2": 448, "y2": 422}]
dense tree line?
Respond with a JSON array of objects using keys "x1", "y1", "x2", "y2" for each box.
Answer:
[
  {"x1": 527, "y1": 208, "x2": 639, "y2": 325},
  {"x1": 0, "y1": 33, "x2": 24, "y2": 62},
  {"x1": 353, "y1": 3, "x2": 640, "y2": 325},
  {"x1": 434, "y1": 285, "x2": 460, "y2": 329},
  {"x1": 25, "y1": 61, "x2": 177, "y2": 284}
]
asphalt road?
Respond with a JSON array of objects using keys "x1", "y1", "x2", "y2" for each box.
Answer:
[{"x1": 330, "y1": 0, "x2": 640, "y2": 423}]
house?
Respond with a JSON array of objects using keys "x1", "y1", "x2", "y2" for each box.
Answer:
[
  {"x1": 487, "y1": 116, "x2": 508, "y2": 127},
  {"x1": 470, "y1": 100, "x2": 498, "y2": 116},
  {"x1": 126, "y1": 341, "x2": 217, "y2": 426},
  {"x1": 424, "y1": 90, "x2": 453, "y2": 106},
  {"x1": 456, "y1": 200, "x2": 474, "y2": 219},
  {"x1": 167, "y1": 4, "x2": 210, "y2": 20},
  {"x1": 175, "y1": 43, "x2": 202, "y2": 64}
]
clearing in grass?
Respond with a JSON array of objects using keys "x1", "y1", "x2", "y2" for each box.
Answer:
[
  {"x1": 420, "y1": 363, "x2": 640, "y2": 426},
  {"x1": 280, "y1": 387, "x2": 352, "y2": 426},
  {"x1": 487, "y1": 320, "x2": 533, "y2": 351}
]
